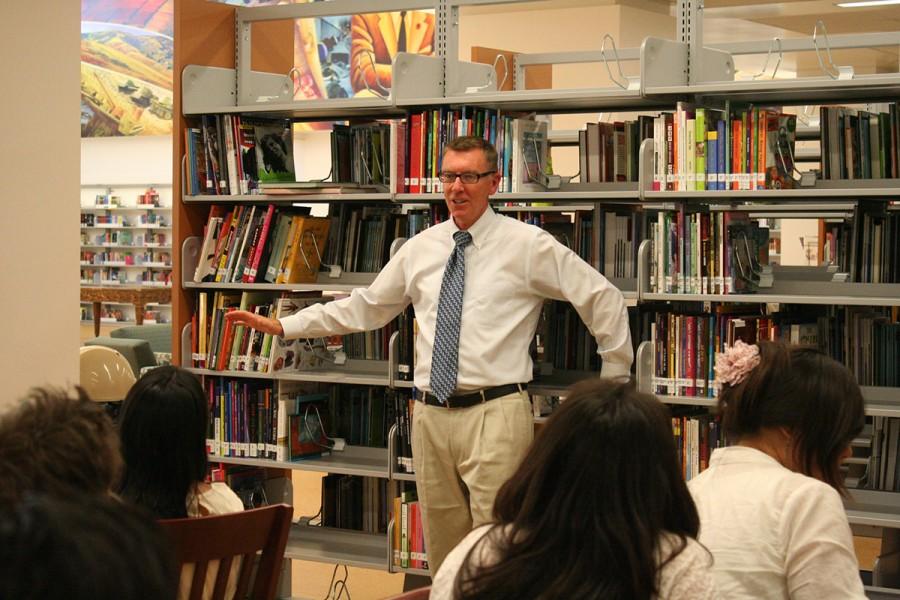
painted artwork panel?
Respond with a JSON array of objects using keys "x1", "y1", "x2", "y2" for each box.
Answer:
[
  {"x1": 217, "y1": 1, "x2": 435, "y2": 102},
  {"x1": 81, "y1": 0, "x2": 174, "y2": 137}
]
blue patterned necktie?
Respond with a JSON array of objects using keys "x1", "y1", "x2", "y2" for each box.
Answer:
[{"x1": 430, "y1": 230, "x2": 473, "y2": 403}]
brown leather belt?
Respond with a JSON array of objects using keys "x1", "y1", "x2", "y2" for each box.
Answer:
[{"x1": 419, "y1": 383, "x2": 528, "y2": 409}]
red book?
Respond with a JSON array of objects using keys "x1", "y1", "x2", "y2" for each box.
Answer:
[
  {"x1": 685, "y1": 315, "x2": 696, "y2": 397},
  {"x1": 216, "y1": 310, "x2": 237, "y2": 371},
  {"x1": 409, "y1": 113, "x2": 423, "y2": 194},
  {"x1": 244, "y1": 204, "x2": 276, "y2": 283}
]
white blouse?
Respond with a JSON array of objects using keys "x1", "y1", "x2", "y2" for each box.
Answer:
[
  {"x1": 430, "y1": 524, "x2": 718, "y2": 600},
  {"x1": 688, "y1": 446, "x2": 866, "y2": 600}
]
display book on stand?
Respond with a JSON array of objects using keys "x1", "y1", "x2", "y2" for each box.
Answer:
[{"x1": 173, "y1": 0, "x2": 900, "y2": 591}]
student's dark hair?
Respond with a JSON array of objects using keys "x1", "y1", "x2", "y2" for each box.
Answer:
[
  {"x1": 118, "y1": 366, "x2": 208, "y2": 518},
  {"x1": 718, "y1": 341, "x2": 864, "y2": 492},
  {"x1": 0, "y1": 494, "x2": 177, "y2": 600},
  {"x1": 0, "y1": 386, "x2": 121, "y2": 510},
  {"x1": 455, "y1": 378, "x2": 701, "y2": 600},
  {"x1": 443, "y1": 135, "x2": 498, "y2": 172}
]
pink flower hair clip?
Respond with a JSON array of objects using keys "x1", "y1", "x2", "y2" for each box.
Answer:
[{"x1": 714, "y1": 340, "x2": 761, "y2": 387}]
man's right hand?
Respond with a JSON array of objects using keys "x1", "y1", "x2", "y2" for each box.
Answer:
[{"x1": 223, "y1": 310, "x2": 284, "y2": 337}]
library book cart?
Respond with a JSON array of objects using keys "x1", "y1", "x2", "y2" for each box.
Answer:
[{"x1": 170, "y1": 0, "x2": 900, "y2": 597}]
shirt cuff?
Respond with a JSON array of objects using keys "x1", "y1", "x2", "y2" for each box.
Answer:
[
  {"x1": 600, "y1": 361, "x2": 631, "y2": 379},
  {"x1": 279, "y1": 314, "x2": 304, "y2": 339}
]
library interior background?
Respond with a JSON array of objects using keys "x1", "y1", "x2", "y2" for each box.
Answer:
[{"x1": 2, "y1": 0, "x2": 899, "y2": 598}]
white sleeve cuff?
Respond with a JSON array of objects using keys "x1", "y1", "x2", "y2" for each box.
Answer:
[{"x1": 600, "y1": 361, "x2": 631, "y2": 379}]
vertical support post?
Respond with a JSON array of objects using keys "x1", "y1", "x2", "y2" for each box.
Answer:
[
  {"x1": 513, "y1": 53, "x2": 523, "y2": 91},
  {"x1": 437, "y1": 0, "x2": 451, "y2": 97},
  {"x1": 677, "y1": 0, "x2": 703, "y2": 85},
  {"x1": 235, "y1": 8, "x2": 253, "y2": 105}
]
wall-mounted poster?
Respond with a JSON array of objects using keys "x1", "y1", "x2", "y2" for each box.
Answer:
[{"x1": 81, "y1": 0, "x2": 173, "y2": 137}]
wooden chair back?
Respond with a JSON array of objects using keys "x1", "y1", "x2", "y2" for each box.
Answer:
[{"x1": 159, "y1": 503, "x2": 292, "y2": 600}]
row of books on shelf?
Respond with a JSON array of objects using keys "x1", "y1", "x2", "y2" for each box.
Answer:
[
  {"x1": 192, "y1": 202, "x2": 447, "y2": 286},
  {"x1": 81, "y1": 213, "x2": 169, "y2": 227},
  {"x1": 821, "y1": 104, "x2": 900, "y2": 180},
  {"x1": 90, "y1": 187, "x2": 163, "y2": 208},
  {"x1": 580, "y1": 116, "x2": 653, "y2": 184},
  {"x1": 80, "y1": 251, "x2": 172, "y2": 267},
  {"x1": 672, "y1": 410, "x2": 728, "y2": 481},
  {"x1": 649, "y1": 210, "x2": 770, "y2": 295},
  {"x1": 185, "y1": 115, "x2": 296, "y2": 196},
  {"x1": 394, "y1": 489, "x2": 427, "y2": 570},
  {"x1": 321, "y1": 475, "x2": 390, "y2": 534},
  {"x1": 821, "y1": 204, "x2": 899, "y2": 284},
  {"x1": 193, "y1": 292, "x2": 326, "y2": 373},
  {"x1": 82, "y1": 231, "x2": 169, "y2": 246},
  {"x1": 397, "y1": 107, "x2": 548, "y2": 194},
  {"x1": 331, "y1": 122, "x2": 390, "y2": 188},
  {"x1": 868, "y1": 417, "x2": 900, "y2": 492},
  {"x1": 203, "y1": 378, "x2": 404, "y2": 462},
  {"x1": 647, "y1": 201, "x2": 896, "y2": 292},
  {"x1": 80, "y1": 269, "x2": 171, "y2": 286},
  {"x1": 193, "y1": 204, "x2": 326, "y2": 285},
  {"x1": 651, "y1": 104, "x2": 798, "y2": 191},
  {"x1": 534, "y1": 301, "x2": 601, "y2": 373},
  {"x1": 185, "y1": 102, "x2": 898, "y2": 197},
  {"x1": 646, "y1": 303, "x2": 900, "y2": 396}
]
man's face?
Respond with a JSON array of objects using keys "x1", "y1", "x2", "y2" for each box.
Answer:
[{"x1": 441, "y1": 149, "x2": 499, "y2": 230}]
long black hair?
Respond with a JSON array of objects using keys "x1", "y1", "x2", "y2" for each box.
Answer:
[
  {"x1": 719, "y1": 341, "x2": 864, "y2": 492},
  {"x1": 454, "y1": 378, "x2": 701, "y2": 600},
  {"x1": 117, "y1": 366, "x2": 208, "y2": 518}
]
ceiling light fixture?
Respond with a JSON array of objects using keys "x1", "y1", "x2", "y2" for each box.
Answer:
[{"x1": 836, "y1": 0, "x2": 900, "y2": 7}]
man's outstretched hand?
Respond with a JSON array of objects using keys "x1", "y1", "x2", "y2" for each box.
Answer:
[{"x1": 223, "y1": 310, "x2": 284, "y2": 337}]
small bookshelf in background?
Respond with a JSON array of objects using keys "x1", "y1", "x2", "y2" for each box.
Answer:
[{"x1": 80, "y1": 183, "x2": 173, "y2": 326}]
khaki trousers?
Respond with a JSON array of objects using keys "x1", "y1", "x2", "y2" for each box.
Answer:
[{"x1": 411, "y1": 391, "x2": 533, "y2": 574}]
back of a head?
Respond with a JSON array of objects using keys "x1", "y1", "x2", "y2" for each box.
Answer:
[
  {"x1": 0, "y1": 494, "x2": 176, "y2": 600},
  {"x1": 457, "y1": 378, "x2": 698, "y2": 600},
  {"x1": 118, "y1": 366, "x2": 208, "y2": 518},
  {"x1": 718, "y1": 341, "x2": 864, "y2": 490},
  {"x1": 0, "y1": 387, "x2": 121, "y2": 510}
]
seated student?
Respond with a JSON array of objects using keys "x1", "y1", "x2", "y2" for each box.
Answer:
[
  {"x1": 431, "y1": 378, "x2": 717, "y2": 600},
  {"x1": 0, "y1": 494, "x2": 177, "y2": 600},
  {"x1": 0, "y1": 386, "x2": 121, "y2": 510},
  {"x1": 118, "y1": 366, "x2": 243, "y2": 518},
  {"x1": 689, "y1": 340, "x2": 867, "y2": 599}
]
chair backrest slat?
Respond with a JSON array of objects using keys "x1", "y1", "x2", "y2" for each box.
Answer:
[
  {"x1": 189, "y1": 562, "x2": 208, "y2": 600},
  {"x1": 160, "y1": 504, "x2": 292, "y2": 600},
  {"x1": 210, "y1": 555, "x2": 234, "y2": 600},
  {"x1": 233, "y1": 553, "x2": 255, "y2": 599}
]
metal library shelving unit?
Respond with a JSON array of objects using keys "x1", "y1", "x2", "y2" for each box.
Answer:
[
  {"x1": 172, "y1": 0, "x2": 900, "y2": 595},
  {"x1": 80, "y1": 183, "x2": 173, "y2": 325}
]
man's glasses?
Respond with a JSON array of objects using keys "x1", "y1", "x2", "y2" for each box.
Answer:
[{"x1": 437, "y1": 171, "x2": 496, "y2": 184}]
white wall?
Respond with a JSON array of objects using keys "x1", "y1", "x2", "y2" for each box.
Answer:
[
  {"x1": 457, "y1": 4, "x2": 674, "y2": 175},
  {"x1": 0, "y1": 2, "x2": 81, "y2": 406},
  {"x1": 82, "y1": 135, "x2": 172, "y2": 185}
]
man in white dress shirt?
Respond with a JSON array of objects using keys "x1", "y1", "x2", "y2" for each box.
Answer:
[{"x1": 224, "y1": 136, "x2": 633, "y2": 572}]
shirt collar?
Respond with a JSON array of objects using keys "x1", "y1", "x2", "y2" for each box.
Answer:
[
  {"x1": 710, "y1": 445, "x2": 784, "y2": 469},
  {"x1": 449, "y1": 206, "x2": 496, "y2": 250}
]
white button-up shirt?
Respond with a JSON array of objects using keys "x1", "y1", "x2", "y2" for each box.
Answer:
[
  {"x1": 689, "y1": 446, "x2": 866, "y2": 600},
  {"x1": 280, "y1": 207, "x2": 633, "y2": 391}
]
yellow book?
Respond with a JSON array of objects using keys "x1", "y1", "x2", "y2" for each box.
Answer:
[{"x1": 283, "y1": 217, "x2": 331, "y2": 284}]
